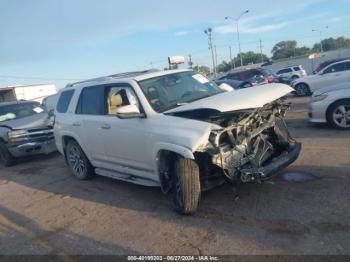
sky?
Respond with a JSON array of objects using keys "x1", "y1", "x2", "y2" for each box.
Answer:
[{"x1": 0, "y1": 0, "x2": 349, "y2": 89}]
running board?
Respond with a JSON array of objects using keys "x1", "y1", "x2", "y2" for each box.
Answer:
[{"x1": 95, "y1": 168, "x2": 160, "y2": 187}]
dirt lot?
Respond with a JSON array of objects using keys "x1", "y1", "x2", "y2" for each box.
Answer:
[{"x1": 0, "y1": 96, "x2": 349, "y2": 255}]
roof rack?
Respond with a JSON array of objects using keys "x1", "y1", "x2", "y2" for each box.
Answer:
[{"x1": 65, "y1": 69, "x2": 160, "y2": 88}]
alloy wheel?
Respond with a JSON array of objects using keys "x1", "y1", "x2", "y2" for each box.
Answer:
[
  {"x1": 67, "y1": 145, "x2": 86, "y2": 178},
  {"x1": 332, "y1": 105, "x2": 350, "y2": 128}
]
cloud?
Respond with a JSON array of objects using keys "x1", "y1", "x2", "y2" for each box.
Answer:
[
  {"x1": 214, "y1": 22, "x2": 288, "y2": 34},
  {"x1": 174, "y1": 31, "x2": 189, "y2": 37}
]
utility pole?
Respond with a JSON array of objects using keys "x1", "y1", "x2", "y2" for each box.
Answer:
[
  {"x1": 229, "y1": 46, "x2": 233, "y2": 70},
  {"x1": 312, "y1": 26, "x2": 328, "y2": 53},
  {"x1": 204, "y1": 28, "x2": 217, "y2": 77},
  {"x1": 225, "y1": 10, "x2": 249, "y2": 67},
  {"x1": 188, "y1": 54, "x2": 193, "y2": 69},
  {"x1": 259, "y1": 39, "x2": 264, "y2": 63},
  {"x1": 214, "y1": 46, "x2": 217, "y2": 69}
]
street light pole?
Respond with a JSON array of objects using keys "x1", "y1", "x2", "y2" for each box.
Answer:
[
  {"x1": 312, "y1": 26, "x2": 328, "y2": 53},
  {"x1": 204, "y1": 28, "x2": 216, "y2": 77},
  {"x1": 225, "y1": 10, "x2": 249, "y2": 67}
]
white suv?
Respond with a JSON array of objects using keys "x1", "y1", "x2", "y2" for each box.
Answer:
[
  {"x1": 292, "y1": 59, "x2": 350, "y2": 96},
  {"x1": 276, "y1": 65, "x2": 307, "y2": 80},
  {"x1": 54, "y1": 69, "x2": 301, "y2": 214}
]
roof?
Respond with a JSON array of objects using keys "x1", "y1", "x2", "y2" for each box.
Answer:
[{"x1": 66, "y1": 69, "x2": 192, "y2": 88}]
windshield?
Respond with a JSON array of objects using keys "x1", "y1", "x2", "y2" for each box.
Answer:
[
  {"x1": 0, "y1": 102, "x2": 44, "y2": 122},
  {"x1": 138, "y1": 71, "x2": 223, "y2": 112}
]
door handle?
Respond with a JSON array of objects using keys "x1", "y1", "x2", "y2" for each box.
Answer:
[
  {"x1": 72, "y1": 122, "x2": 81, "y2": 127},
  {"x1": 101, "y1": 123, "x2": 111, "y2": 130}
]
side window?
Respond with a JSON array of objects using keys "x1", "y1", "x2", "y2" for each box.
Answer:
[
  {"x1": 323, "y1": 65, "x2": 337, "y2": 74},
  {"x1": 338, "y1": 61, "x2": 350, "y2": 72},
  {"x1": 107, "y1": 87, "x2": 139, "y2": 115},
  {"x1": 76, "y1": 86, "x2": 105, "y2": 115},
  {"x1": 293, "y1": 66, "x2": 301, "y2": 71},
  {"x1": 57, "y1": 90, "x2": 74, "y2": 113},
  {"x1": 226, "y1": 73, "x2": 240, "y2": 81}
]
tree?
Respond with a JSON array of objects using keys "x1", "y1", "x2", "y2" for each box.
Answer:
[
  {"x1": 271, "y1": 40, "x2": 310, "y2": 60},
  {"x1": 215, "y1": 51, "x2": 268, "y2": 73},
  {"x1": 312, "y1": 37, "x2": 350, "y2": 52}
]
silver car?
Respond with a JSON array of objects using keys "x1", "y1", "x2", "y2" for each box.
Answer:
[
  {"x1": 309, "y1": 83, "x2": 350, "y2": 129},
  {"x1": 0, "y1": 101, "x2": 56, "y2": 166}
]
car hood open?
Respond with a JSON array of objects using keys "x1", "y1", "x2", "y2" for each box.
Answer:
[{"x1": 165, "y1": 83, "x2": 293, "y2": 114}]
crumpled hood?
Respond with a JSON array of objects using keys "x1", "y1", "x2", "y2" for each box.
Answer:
[
  {"x1": 165, "y1": 83, "x2": 293, "y2": 114},
  {"x1": 0, "y1": 112, "x2": 50, "y2": 130}
]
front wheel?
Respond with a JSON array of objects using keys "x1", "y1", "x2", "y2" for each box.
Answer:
[
  {"x1": 0, "y1": 142, "x2": 16, "y2": 167},
  {"x1": 327, "y1": 100, "x2": 350, "y2": 129},
  {"x1": 295, "y1": 83, "x2": 310, "y2": 96},
  {"x1": 66, "y1": 140, "x2": 94, "y2": 180},
  {"x1": 172, "y1": 157, "x2": 201, "y2": 215}
]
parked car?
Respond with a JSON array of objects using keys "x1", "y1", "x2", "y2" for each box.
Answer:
[
  {"x1": 309, "y1": 83, "x2": 350, "y2": 129},
  {"x1": 213, "y1": 79, "x2": 253, "y2": 90},
  {"x1": 313, "y1": 57, "x2": 350, "y2": 74},
  {"x1": 292, "y1": 59, "x2": 350, "y2": 96},
  {"x1": 275, "y1": 65, "x2": 307, "y2": 80},
  {"x1": 54, "y1": 69, "x2": 301, "y2": 215},
  {"x1": 217, "y1": 68, "x2": 278, "y2": 86},
  {"x1": 0, "y1": 101, "x2": 56, "y2": 166}
]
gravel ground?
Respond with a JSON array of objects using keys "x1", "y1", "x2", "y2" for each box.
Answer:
[{"x1": 0, "y1": 96, "x2": 349, "y2": 255}]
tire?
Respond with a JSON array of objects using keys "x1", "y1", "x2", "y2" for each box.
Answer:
[
  {"x1": 0, "y1": 142, "x2": 16, "y2": 167},
  {"x1": 65, "y1": 140, "x2": 94, "y2": 180},
  {"x1": 326, "y1": 99, "x2": 350, "y2": 129},
  {"x1": 295, "y1": 83, "x2": 310, "y2": 97},
  {"x1": 172, "y1": 157, "x2": 201, "y2": 215}
]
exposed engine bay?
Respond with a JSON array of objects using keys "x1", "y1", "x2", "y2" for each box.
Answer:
[{"x1": 170, "y1": 99, "x2": 301, "y2": 189}]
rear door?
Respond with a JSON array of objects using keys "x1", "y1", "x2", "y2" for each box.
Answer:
[{"x1": 75, "y1": 85, "x2": 108, "y2": 163}]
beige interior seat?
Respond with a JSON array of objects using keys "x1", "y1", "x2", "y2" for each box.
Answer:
[{"x1": 108, "y1": 93, "x2": 123, "y2": 115}]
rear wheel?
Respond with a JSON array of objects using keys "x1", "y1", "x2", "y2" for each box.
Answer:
[
  {"x1": 327, "y1": 100, "x2": 350, "y2": 129},
  {"x1": 66, "y1": 140, "x2": 94, "y2": 180},
  {"x1": 172, "y1": 157, "x2": 201, "y2": 215},
  {"x1": 295, "y1": 83, "x2": 310, "y2": 96},
  {"x1": 0, "y1": 142, "x2": 16, "y2": 167}
]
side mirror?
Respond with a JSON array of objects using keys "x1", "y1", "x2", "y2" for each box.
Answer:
[
  {"x1": 116, "y1": 105, "x2": 144, "y2": 119},
  {"x1": 219, "y1": 83, "x2": 234, "y2": 92}
]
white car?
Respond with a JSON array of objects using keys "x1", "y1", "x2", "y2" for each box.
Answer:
[
  {"x1": 309, "y1": 83, "x2": 350, "y2": 129},
  {"x1": 276, "y1": 65, "x2": 307, "y2": 80},
  {"x1": 292, "y1": 59, "x2": 350, "y2": 96},
  {"x1": 54, "y1": 69, "x2": 301, "y2": 214}
]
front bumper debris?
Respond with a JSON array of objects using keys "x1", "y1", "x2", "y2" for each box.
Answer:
[
  {"x1": 8, "y1": 139, "x2": 56, "y2": 157},
  {"x1": 7, "y1": 128, "x2": 56, "y2": 157},
  {"x1": 239, "y1": 142, "x2": 301, "y2": 182}
]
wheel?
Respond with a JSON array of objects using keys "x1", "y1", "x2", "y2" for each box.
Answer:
[
  {"x1": 0, "y1": 142, "x2": 16, "y2": 167},
  {"x1": 327, "y1": 100, "x2": 350, "y2": 129},
  {"x1": 294, "y1": 83, "x2": 310, "y2": 96},
  {"x1": 65, "y1": 140, "x2": 94, "y2": 180},
  {"x1": 172, "y1": 157, "x2": 201, "y2": 215}
]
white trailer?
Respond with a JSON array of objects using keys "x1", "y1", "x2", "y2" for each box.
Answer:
[{"x1": 0, "y1": 84, "x2": 57, "y2": 103}]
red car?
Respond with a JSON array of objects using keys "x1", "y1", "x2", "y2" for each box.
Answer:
[{"x1": 314, "y1": 57, "x2": 350, "y2": 74}]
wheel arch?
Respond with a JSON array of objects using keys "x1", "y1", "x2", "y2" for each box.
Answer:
[
  {"x1": 61, "y1": 135, "x2": 91, "y2": 164},
  {"x1": 154, "y1": 143, "x2": 195, "y2": 194}
]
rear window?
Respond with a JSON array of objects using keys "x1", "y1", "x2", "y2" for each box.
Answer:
[{"x1": 57, "y1": 90, "x2": 74, "y2": 113}]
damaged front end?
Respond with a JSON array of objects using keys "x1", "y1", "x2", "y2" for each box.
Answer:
[{"x1": 194, "y1": 100, "x2": 301, "y2": 187}]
